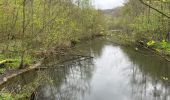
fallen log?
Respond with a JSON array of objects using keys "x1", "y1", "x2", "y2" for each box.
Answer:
[{"x1": 0, "y1": 61, "x2": 42, "y2": 86}]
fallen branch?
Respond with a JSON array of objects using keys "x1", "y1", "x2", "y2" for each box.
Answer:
[
  {"x1": 0, "y1": 60, "x2": 42, "y2": 86},
  {"x1": 36, "y1": 56, "x2": 94, "y2": 70},
  {"x1": 59, "y1": 55, "x2": 93, "y2": 64}
]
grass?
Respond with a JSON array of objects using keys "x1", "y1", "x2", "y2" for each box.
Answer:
[
  {"x1": 0, "y1": 93, "x2": 13, "y2": 100},
  {"x1": 146, "y1": 40, "x2": 170, "y2": 55},
  {"x1": 0, "y1": 92, "x2": 29, "y2": 100},
  {"x1": 0, "y1": 52, "x2": 35, "y2": 74},
  {"x1": 109, "y1": 31, "x2": 170, "y2": 57},
  {"x1": 157, "y1": 41, "x2": 170, "y2": 53}
]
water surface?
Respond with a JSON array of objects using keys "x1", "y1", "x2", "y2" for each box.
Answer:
[{"x1": 1, "y1": 38, "x2": 170, "y2": 100}]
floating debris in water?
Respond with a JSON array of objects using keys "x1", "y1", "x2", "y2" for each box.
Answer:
[
  {"x1": 135, "y1": 47, "x2": 138, "y2": 51},
  {"x1": 161, "y1": 76, "x2": 168, "y2": 81},
  {"x1": 3, "y1": 77, "x2": 7, "y2": 82}
]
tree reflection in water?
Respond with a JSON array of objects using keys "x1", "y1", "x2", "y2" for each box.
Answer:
[
  {"x1": 1, "y1": 39, "x2": 170, "y2": 100},
  {"x1": 123, "y1": 46, "x2": 170, "y2": 100},
  {"x1": 34, "y1": 57, "x2": 94, "y2": 100}
]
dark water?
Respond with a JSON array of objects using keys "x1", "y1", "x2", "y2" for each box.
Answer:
[{"x1": 1, "y1": 38, "x2": 170, "y2": 100}]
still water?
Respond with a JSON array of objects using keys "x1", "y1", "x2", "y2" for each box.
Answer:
[{"x1": 1, "y1": 38, "x2": 170, "y2": 100}]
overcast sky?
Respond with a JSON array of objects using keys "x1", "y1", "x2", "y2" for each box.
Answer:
[{"x1": 92, "y1": 0, "x2": 125, "y2": 10}]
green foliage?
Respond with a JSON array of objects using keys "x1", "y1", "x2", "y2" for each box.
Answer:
[
  {"x1": 0, "y1": 0, "x2": 107, "y2": 99},
  {"x1": 0, "y1": 92, "x2": 29, "y2": 100},
  {"x1": 0, "y1": 52, "x2": 35, "y2": 74},
  {"x1": 157, "y1": 41, "x2": 170, "y2": 52},
  {"x1": 0, "y1": 68, "x2": 6, "y2": 74},
  {"x1": 147, "y1": 40, "x2": 170, "y2": 54},
  {"x1": 0, "y1": 0, "x2": 106, "y2": 47},
  {"x1": 147, "y1": 40, "x2": 156, "y2": 46},
  {"x1": 0, "y1": 0, "x2": 106, "y2": 69},
  {"x1": 159, "y1": 40, "x2": 167, "y2": 48},
  {"x1": 109, "y1": 0, "x2": 170, "y2": 42},
  {"x1": 0, "y1": 93, "x2": 14, "y2": 100}
]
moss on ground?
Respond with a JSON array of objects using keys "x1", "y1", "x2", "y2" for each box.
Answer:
[
  {"x1": 0, "y1": 53, "x2": 35, "y2": 74},
  {"x1": 0, "y1": 92, "x2": 29, "y2": 100},
  {"x1": 146, "y1": 40, "x2": 170, "y2": 56}
]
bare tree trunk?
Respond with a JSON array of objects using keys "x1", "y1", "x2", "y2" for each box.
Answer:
[{"x1": 19, "y1": 0, "x2": 26, "y2": 69}]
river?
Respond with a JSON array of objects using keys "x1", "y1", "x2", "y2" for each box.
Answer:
[{"x1": 0, "y1": 38, "x2": 170, "y2": 100}]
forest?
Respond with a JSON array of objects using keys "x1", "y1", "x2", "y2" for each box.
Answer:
[
  {"x1": 0, "y1": 0, "x2": 106, "y2": 71},
  {"x1": 0, "y1": 0, "x2": 170, "y2": 99},
  {"x1": 109, "y1": 0, "x2": 170, "y2": 56}
]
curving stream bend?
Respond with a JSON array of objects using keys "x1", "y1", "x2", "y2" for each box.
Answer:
[{"x1": 1, "y1": 39, "x2": 170, "y2": 100}]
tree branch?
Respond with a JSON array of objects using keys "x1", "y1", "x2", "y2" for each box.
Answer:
[{"x1": 139, "y1": 0, "x2": 170, "y2": 19}]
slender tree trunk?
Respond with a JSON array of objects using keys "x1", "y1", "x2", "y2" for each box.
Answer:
[
  {"x1": 19, "y1": 0, "x2": 26, "y2": 69},
  {"x1": 31, "y1": 0, "x2": 34, "y2": 35}
]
